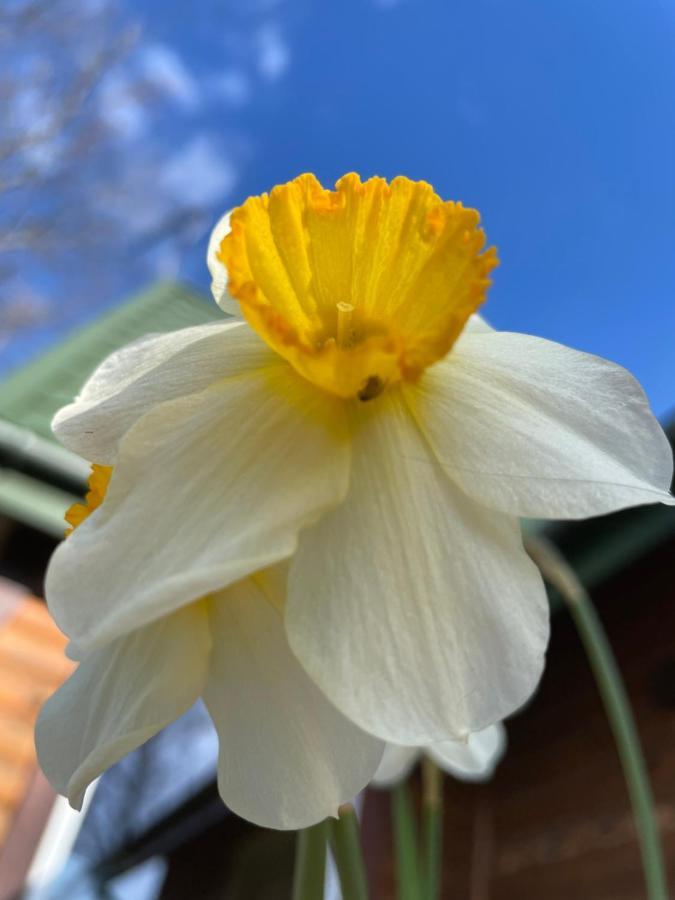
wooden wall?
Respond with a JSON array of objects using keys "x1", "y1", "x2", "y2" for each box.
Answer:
[{"x1": 363, "y1": 537, "x2": 675, "y2": 899}]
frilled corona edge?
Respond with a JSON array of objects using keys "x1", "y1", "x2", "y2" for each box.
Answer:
[
  {"x1": 218, "y1": 173, "x2": 498, "y2": 399},
  {"x1": 64, "y1": 464, "x2": 112, "y2": 535}
]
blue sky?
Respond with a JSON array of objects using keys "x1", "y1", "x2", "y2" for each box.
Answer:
[{"x1": 4, "y1": 0, "x2": 675, "y2": 418}]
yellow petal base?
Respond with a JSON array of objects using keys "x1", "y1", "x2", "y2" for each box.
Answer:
[
  {"x1": 220, "y1": 173, "x2": 498, "y2": 400},
  {"x1": 65, "y1": 464, "x2": 112, "y2": 535}
]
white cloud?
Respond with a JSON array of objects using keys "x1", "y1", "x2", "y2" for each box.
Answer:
[
  {"x1": 160, "y1": 135, "x2": 237, "y2": 208},
  {"x1": 213, "y1": 69, "x2": 252, "y2": 107},
  {"x1": 144, "y1": 240, "x2": 183, "y2": 279},
  {"x1": 10, "y1": 85, "x2": 52, "y2": 135},
  {"x1": 98, "y1": 70, "x2": 148, "y2": 139},
  {"x1": 140, "y1": 44, "x2": 200, "y2": 110},
  {"x1": 256, "y1": 25, "x2": 290, "y2": 81},
  {"x1": 98, "y1": 160, "x2": 173, "y2": 237},
  {"x1": 98, "y1": 44, "x2": 200, "y2": 140},
  {"x1": 8, "y1": 85, "x2": 65, "y2": 174}
]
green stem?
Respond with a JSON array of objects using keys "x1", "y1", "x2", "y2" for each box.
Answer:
[
  {"x1": 292, "y1": 821, "x2": 328, "y2": 900},
  {"x1": 328, "y1": 804, "x2": 370, "y2": 900},
  {"x1": 421, "y1": 758, "x2": 443, "y2": 900},
  {"x1": 526, "y1": 536, "x2": 669, "y2": 900},
  {"x1": 392, "y1": 782, "x2": 423, "y2": 899}
]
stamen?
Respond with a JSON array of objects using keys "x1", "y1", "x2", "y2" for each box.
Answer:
[{"x1": 336, "y1": 301, "x2": 355, "y2": 348}]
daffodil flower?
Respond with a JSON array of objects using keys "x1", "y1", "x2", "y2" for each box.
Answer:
[
  {"x1": 371, "y1": 723, "x2": 506, "y2": 788},
  {"x1": 37, "y1": 174, "x2": 673, "y2": 830}
]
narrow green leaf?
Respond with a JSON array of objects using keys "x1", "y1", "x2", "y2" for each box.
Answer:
[
  {"x1": 392, "y1": 782, "x2": 423, "y2": 900},
  {"x1": 293, "y1": 820, "x2": 328, "y2": 900},
  {"x1": 328, "y1": 804, "x2": 370, "y2": 900},
  {"x1": 527, "y1": 535, "x2": 669, "y2": 900}
]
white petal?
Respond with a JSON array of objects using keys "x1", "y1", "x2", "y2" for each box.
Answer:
[
  {"x1": 203, "y1": 577, "x2": 383, "y2": 830},
  {"x1": 286, "y1": 391, "x2": 549, "y2": 745},
  {"x1": 427, "y1": 722, "x2": 507, "y2": 782},
  {"x1": 409, "y1": 332, "x2": 674, "y2": 519},
  {"x1": 207, "y1": 210, "x2": 240, "y2": 315},
  {"x1": 36, "y1": 603, "x2": 210, "y2": 809},
  {"x1": 461, "y1": 313, "x2": 494, "y2": 335},
  {"x1": 371, "y1": 745, "x2": 420, "y2": 788},
  {"x1": 53, "y1": 320, "x2": 276, "y2": 464},
  {"x1": 47, "y1": 368, "x2": 350, "y2": 652}
]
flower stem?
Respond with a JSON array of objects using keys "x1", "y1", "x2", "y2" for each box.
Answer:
[
  {"x1": 421, "y1": 757, "x2": 443, "y2": 900},
  {"x1": 526, "y1": 535, "x2": 669, "y2": 900},
  {"x1": 328, "y1": 803, "x2": 370, "y2": 900},
  {"x1": 392, "y1": 782, "x2": 423, "y2": 899},
  {"x1": 292, "y1": 821, "x2": 328, "y2": 900}
]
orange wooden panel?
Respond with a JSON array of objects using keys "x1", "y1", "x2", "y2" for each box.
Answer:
[{"x1": 0, "y1": 583, "x2": 74, "y2": 861}]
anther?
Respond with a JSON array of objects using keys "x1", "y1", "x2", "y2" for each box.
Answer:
[{"x1": 358, "y1": 375, "x2": 385, "y2": 402}]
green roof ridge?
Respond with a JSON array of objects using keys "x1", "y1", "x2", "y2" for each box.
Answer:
[{"x1": 0, "y1": 281, "x2": 224, "y2": 444}]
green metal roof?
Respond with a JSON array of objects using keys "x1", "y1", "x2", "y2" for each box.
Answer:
[
  {"x1": 0, "y1": 281, "x2": 223, "y2": 445},
  {"x1": 0, "y1": 281, "x2": 224, "y2": 536}
]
